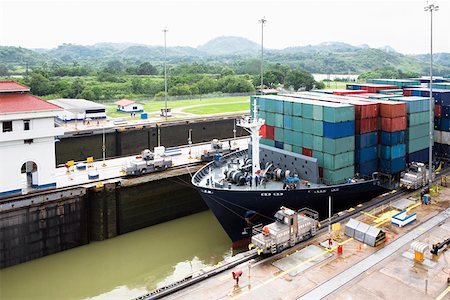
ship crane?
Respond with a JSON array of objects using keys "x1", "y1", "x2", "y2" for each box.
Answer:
[{"x1": 237, "y1": 98, "x2": 265, "y2": 189}]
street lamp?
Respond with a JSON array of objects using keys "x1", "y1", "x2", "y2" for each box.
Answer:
[
  {"x1": 424, "y1": 3, "x2": 438, "y2": 190},
  {"x1": 259, "y1": 17, "x2": 267, "y2": 94},
  {"x1": 163, "y1": 28, "x2": 168, "y2": 121}
]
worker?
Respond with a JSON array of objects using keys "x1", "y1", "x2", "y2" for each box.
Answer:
[{"x1": 420, "y1": 187, "x2": 425, "y2": 203}]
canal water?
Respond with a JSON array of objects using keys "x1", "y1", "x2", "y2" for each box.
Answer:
[{"x1": 0, "y1": 210, "x2": 232, "y2": 300}]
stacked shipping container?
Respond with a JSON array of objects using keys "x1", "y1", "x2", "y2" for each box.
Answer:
[
  {"x1": 387, "y1": 96, "x2": 431, "y2": 163},
  {"x1": 255, "y1": 95, "x2": 355, "y2": 185},
  {"x1": 403, "y1": 88, "x2": 450, "y2": 160}
]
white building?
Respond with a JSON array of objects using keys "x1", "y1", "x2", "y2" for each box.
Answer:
[
  {"x1": 115, "y1": 99, "x2": 144, "y2": 113},
  {"x1": 0, "y1": 81, "x2": 64, "y2": 196},
  {"x1": 48, "y1": 98, "x2": 107, "y2": 121}
]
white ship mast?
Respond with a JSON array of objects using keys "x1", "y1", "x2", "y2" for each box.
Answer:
[{"x1": 238, "y1": 98, "x2": 265, "y2": 188}]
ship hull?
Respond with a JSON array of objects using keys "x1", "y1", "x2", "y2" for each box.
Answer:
[{"x1": 196, "y1": 180, "x2": 384, "y2": 245}]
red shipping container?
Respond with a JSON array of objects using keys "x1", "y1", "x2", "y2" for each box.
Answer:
[
  {"x1": 435, "y1": 104, "x2": 442, "y2": 117},
  {"x1": 403, "y1": 89, "x2": 413, "y2": 96},
  {"x1": 302, "y1": 147, "x2": 313, "y2": 157},
  {"x1": 380, "y1": 117, "x2": 407, "y2": 132},
  {"x1": 356, "y1": 118, "x2": 378, "y2": 133},
  {"x1": 379, "y1": 102, "x2": 406, "y2": 118},
  {"x1": 354, "y1": 102, "x2": 379, "y2": 119},
  {"x1": 333, "y1": 90, "x2": 367, "y2": 96},
  {"x1": 260, "y1": 124, "x2": 274, "y2": 140}
]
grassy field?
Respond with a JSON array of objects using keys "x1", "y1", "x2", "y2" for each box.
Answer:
[
  {"x1": 182, "y1": 102, "x2": 249, "y2": 115},
  {"x1": 323, "y1": 81, "x2": 352, "y2": 90},
  {"x1": 106, "y1": 96, "x2": 249, "y2": 118}
]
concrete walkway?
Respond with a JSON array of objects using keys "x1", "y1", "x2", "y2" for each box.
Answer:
[{"x1": 298, "y1": 207, "x2": 450, "y2": 300}]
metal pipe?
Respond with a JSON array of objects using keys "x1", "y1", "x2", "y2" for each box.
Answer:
[
  {"x1": 259, "y1": 17, "x2": 266, "y2": 94},
  {"x1": 163, "y1": 28, "x2": 168, "y2": 121}
]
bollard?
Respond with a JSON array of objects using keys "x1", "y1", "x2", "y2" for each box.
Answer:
[{"x1": 337, "y1": 244, "x2": 343, "y2": 254}]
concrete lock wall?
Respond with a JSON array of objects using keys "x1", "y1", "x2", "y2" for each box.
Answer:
[
  {"x1": 0, "y1": 192, "x2": 88, "y2": 268},
  {"x1": 55, "y1": 117, "x2": 248, "y2": 165}
]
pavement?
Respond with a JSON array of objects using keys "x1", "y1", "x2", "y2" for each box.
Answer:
[{"x1": 162, "y1": 186, "x2": 450, "y2": 300}]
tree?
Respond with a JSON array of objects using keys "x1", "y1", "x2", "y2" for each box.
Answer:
[
  {"x1": 131, "y1": 77, "x2": 144, "y2": 93},
  {"x1": 69, "y1": 78, "x2": 86, "y2": 98},
  {"x1": 285, "y1": 69, "x2": 316, "y2": 91},
  {"x1": 137, "y1": 62, "x2": 157, "y2": 75},
  {"x1": 27, "y1": 72, "x2": 52, "y2": 96},
  {"x1": 0, "y1": 64, "x2": 9, "y2": 76},
  {"x1": 104, "y1": 60, "x2": 125, "y2": 74}
]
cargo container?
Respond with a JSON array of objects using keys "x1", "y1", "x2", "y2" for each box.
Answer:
[
  {"x1": 379, "y1": 144, "x2": 406, "y2": 160},
  {"x1": 379, "y1": 157, "x2": 406, "y2": 174},
  {"x1": 407, "y1": 148, "x2": 429, "y2": 163},
  {"x1": 323, "y1": 165, "x2": 355, "y2": 185},
  {"x1": 274, "y1": 127, "x2": 284, "y2": 142},
  {"x1": 323, "y1": 120, "x2": 355, "y2": 139},
  {"x1": 356, "y1": 146, "x2": 378, "y2": 163},
  {"x1": 407, "y1": 123, "x2": 429, "y2": 140},
  {"x1": 355, "y1": 132, "x2": 378, "y2": 148},
  {"x1": 323, "y1": 136, "x2": 355, "y2": 154},
  {"x1": 367, "y1": 79, "x2": 420, "y2": 88},
  {"x1": 357, "y1": 159, "x2": 378, "y2": 176},
  {"x1": 302, "y1": 147, "x2": 313, "y2": 157},
  {"x1": 260, "y1": 138, "x2": 275, "y2": 147},
  {"x1": 408, "y1": 111, "x2": 431, "y2": 126},
  {"x1": 388, "y1": 96, "x2": 430, "y2": 114},
  {"x1": 275, "y1": 141, "x2": 284, "y2": 149},
  {"x1": 324, "y1": 152, "x2": 354, "y2": 170},
  {"x1": 380, "y1": 117, "x2": 407, "y2": 132},
  {"x1": 380, "y1": 131, "x2": 406, "y2": 145},
  {"x1": 406, "y1": 136, "x2": 430, "y2": 153},
  {"x1": 355, "y1": 118, "x2": 378, "y2": 134}
]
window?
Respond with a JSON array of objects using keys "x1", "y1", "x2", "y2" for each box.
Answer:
[
  {"x1": 133, "y1": 106, "x2": 137, "y2": 110},
  {"x1": 2, "y1": 121, "x2": 12, "y2": 132},
  {"x1": 24, "y1": 120, "x2": 30, "y2": 131},
  {"x1": 24, "y1": 139, "x2": 34, "y2": 144}
]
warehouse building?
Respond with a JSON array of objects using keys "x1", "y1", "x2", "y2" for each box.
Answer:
[{"x1": 48, "y1": 99, "x2": 107, "y2": 121}]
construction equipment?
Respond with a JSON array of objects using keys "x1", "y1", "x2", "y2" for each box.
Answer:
[
  {"x1": 200, "y1": 139, "x2": 232, "y2": 162},
  {"x1": 430, "y1": 237, "x2": 450, "y2": 255},
  {"x1": 122, "y1": 149, "x2": 172, "y2": 176},
  {"x1": 399, "y1": 162, "x2": 435, "y2": 190}
]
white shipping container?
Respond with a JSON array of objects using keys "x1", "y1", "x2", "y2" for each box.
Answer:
[
  {"x1": 434, "y1": 130, "x2": 442, "y2": 144},
  {"x1": 442, "y1": 131, "x2": 450, "y2": 146}
]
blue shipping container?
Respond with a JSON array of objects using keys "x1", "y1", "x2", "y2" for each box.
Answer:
[
  {"x1": 355, "y1": 132, "x2": 378, "y2": 148},
  {"x1": 379, "y1": 157, "x2": 406, "y2": 174},
  {"x1": 441, "y1": 118, "x2": 450, "y2": 132},
  {"x1": 379, "y1": 144, "x2": 406, "y2": 160},
  {"x1": 407, "y1": 148, "x2": 429, "y2": 163},
  {"x1": 323, "y1": 121, "x2": 355, "y2": 139},
  {"x1": 434, "y1": 143, "x2": 450, "y2": 158},
  {"x1": 284, "y1": 115, "x2": 293, "y2": 130},
  {"x1": 380, "y1": 131, "x2": 406, "y2": 145},
  {"x1": 357, "y1": 159, "x2": 378, "y2": 176},
  {"x1": 355, "y1": 146, "x2": 377, "y2": 163},
  {"x1": 435, "y1": 118, "x2": 441, "y2": 130},
  {"x1": 442, "y1": 105, "x2": 450, "y2": 117},
  {"x1": 274, "y1": 141, "x2": 284, "y2": 149}
]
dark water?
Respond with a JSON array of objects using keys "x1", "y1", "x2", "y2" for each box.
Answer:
[{"x1": 0, "y1": 210, "x2": 231, "y2": 300}]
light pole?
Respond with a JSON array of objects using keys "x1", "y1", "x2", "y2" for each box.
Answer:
[
  {"x1": 188, "y1": 128, "x2": 192, "y2": 159},
  {"x1": 424, "y1": 3, "x2": 438, "y2": 190},
  {"x1": 259, "y1": 17, "x2": 267, "y2": 94},
  {"x1": 102, "y1": 126, "x2": 106, "y2": 167},
  {"x1": 163, "y1": 28, "x2": 168, "y2": 121}
]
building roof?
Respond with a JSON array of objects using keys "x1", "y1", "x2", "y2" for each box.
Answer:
[
  {"x1": 115, "y1": 99, "x2": 137, "y2": 106},
  {"x1": 48, "y1": 99, "x2": 106, "y2": 111},
  {"x1": 0, "y1": 80, "x2": 31, "y2": 93},
  {"x1": 0, "y1": 93, "x2": 62, "y2": 114}
]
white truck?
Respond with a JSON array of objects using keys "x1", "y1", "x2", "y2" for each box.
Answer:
[
  {"x1": 399, "y1": 162, "x2": 435, "y2": 190},
  {"x1": 122, "y1": 149, "x2": 172, "y2": 176}
]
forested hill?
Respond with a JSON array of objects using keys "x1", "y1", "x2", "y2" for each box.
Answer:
[{"x1": 1, "y1": 37, "x2": 449, "y2": 75}]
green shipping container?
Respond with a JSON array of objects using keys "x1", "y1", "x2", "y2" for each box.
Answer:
[
  {"x1": 293, "y1": 145, "x2": 302, "y2": 154},
  {"x1": 303, "y1": 133, "x2": 313, "y2": 149},
  {"x1": 407, "y1": 136, "x2": 431, "y2": 153},
  {"x1": 284, "y1": 101, "x2": 293, "y2": 115},
  {"x1": 293, "y1": 131, "x2": 303, "y2": 146},
  {"x1": 313, "y1": 105, "x2": 323, "y2": 121},
  {"x1": 303, "y1": 103, "x2": 313, "y2": 119},
  {"x1": 408, "y1": 123, "x2": 429, "y2": 140},
  {"x1": 323, "y1": 165, "x2": 355, "y2": 185},
  {"x1": 266, "y1": 98, "x2": 275, "y2": 112},
  {"x1": 408, "y1": 111, "x2": 429, "y2": 126},
  {"x1": 260, "y1": 138, "x2": 275, "y2": 147},
  {"x1": 274, "y1": 113, "x2": 283, "y2": 128},
  {"x1": 312, "y1": 135, "x2": 323, "y2": 152},
  {"x1": 274, "y1": 127, "x2": 284, "y2": 142},
  {"x1": 313, "y1": 150, "x2": 324, "y2": 167},
  {"x1": 284, "y1": 129, "x2": 294, "y2": 145},
  {"x1": 265, "y1": 112, "x2": 275, "y2": 126},
  {"x1": 323, "y1": 152, "x2": 354, "y2": 170},
  {"x1": 303, "y1": 118, "x2": 313, "y2": 134},
  {"x1": 293, "y1": 102, "x2": 302, "y2": 116},
  {"x1": 283, "y1": 143, "x2": 293, "y2": 152},
  {"x1": 323, "y1": 105, "x2": 354, "y2": 123},
  {"x1": 323, "y1": 136, "x2": 355, "y2": 154},
  {"x1": 258, "y1": 110, "x2": 266, "y2": 121},
  {"x1": 293, "y1": 116, "x2": 302, "y2": 131},
  {"x1": 313, "y1": 120, "x2": 323, "y2": 136}
]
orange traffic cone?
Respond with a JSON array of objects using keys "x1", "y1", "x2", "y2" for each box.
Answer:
[{"x1": 358, "y1": 244, "x2": 362, "y2": 252}]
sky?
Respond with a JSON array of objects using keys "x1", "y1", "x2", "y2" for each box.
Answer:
[{"x1": 0, "y1": 0, "x2": 449, "y2": 54}]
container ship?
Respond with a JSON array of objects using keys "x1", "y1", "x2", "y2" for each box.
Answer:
[{"x1": 192, "y1": 79, "x2": 450, "y2": 246}]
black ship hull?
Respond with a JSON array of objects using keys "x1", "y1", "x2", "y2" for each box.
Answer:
[{"x1": 196, "y1": 180, "x2": 384, "y2": 246}]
